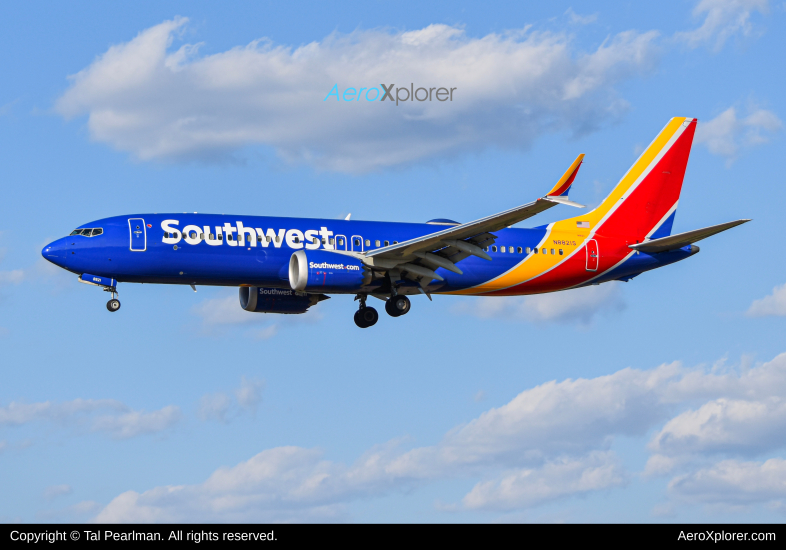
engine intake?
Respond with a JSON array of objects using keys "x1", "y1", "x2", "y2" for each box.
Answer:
[
  {"x1": 239, "y1": 286, "x2": 328, "y2": 314},
  {"x1": 288, "y1": 250, "x2": 367, "y2": 292}
]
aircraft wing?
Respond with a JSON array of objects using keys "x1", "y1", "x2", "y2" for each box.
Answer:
[
  {"x1": 628, "y1": 219, "x2": 751, "y2": 254},
  {"x1": 352, "y1": 155, "x2": 585, "y2": 281}
]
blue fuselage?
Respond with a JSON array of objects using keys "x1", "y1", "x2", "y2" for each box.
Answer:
[{"x1": 41, "y1": 213, "x2": 694, "y2": 295}]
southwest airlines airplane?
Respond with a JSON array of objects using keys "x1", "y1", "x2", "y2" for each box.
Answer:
[{"x1": 42, "y1": 118, "x2": 748, "y2": 328}]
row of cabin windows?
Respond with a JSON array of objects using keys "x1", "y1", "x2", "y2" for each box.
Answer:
[
  {"x1": 163, "y1": 232, "x2": 401, "y2": 248},
  {"x1": 161, "y1": 231, "x2": 564, "y2": 256},
  {"x1": 70, "y1": 228, "x2": 103, "y2": 237},
  {"x1": 484, "y1": 245, "x2": 564, "y2": 256}
]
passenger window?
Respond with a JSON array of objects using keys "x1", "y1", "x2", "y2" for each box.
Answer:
[
  {"x1": 329, "y1": 238, "x2": 334, "y2": 245},
  {"x1": 492, "y1": 246, "x2": 497, "y2": 252},
  {"x1": 354, "y1": 239, "x2": 360, "y2": 246},
  {"x1": 375, "y1": 240, "x2": 380, "y2": 247},
  {"x1": 219, "y1": 234, "x2": 223, "y2": 240},
  {"x1": 534, "y1": 248, "x2": 538, "y2": 254},
  {"x1": 384, "y1": 240, "x2": 389, "y2": 246},
  {"x1": 321, "y1": 238, "x2": 326, "y2": 244},
  {"x1": 550, "y1": 249, "x2": 555, "y2": 255},
  {"x1": 229, "y1": 234, "x2": 234, "y2": 241},
  {"x1": 312, "y1": 237, "x2": 318, "y2": 244},
  {"x1": 92, "y1": 228, "x2": 103, "y2": 236},
  {"x1": 365, "y1": 239, "x2": 370, "y2": 246},
  {"x1": 559, "y1": 249, "x2": 564, "y2": 255},
  {"x1": 517, "y1": 247, "x2": 522, "y2": 254},
  {"x1": 500, "y1": 246, "x2": 506, "y2": 253},
  {"x1": 257, "y1": 236, "x2": 262, "y2": 242},
  {"x1": 393, "y1": 241, "x2": 398, "y2": 244},
  {"x1": 276, "y1": 236, "x2": 280, "y2": 243},
  {"x1": 210, "y1": 233, "x2": 215, "y2": 239},
  {"x1": 484, "y1": 247, "x2": 489, "y2": 252},
  {"x1": 294, "y1": 236, "x2": 300, "y2": 243},
  {"x1": 201, "y1": 234, "x2": 205, "y2": 239},
  {"x1": 338, "y1": 238, "x2": 344, "y2": 245},
  {"x1": 526, "y1": 247, "x2": 531, "y2": 254},
  {"x1": 542, "y1": 248, "x2": 546, "y2": 254}
]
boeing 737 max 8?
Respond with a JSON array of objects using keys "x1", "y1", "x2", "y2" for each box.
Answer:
[{"x1": 42, "y1": 117, "x2": 749, "y2": 327}]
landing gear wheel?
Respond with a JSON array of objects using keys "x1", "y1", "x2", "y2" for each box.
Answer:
[
  {"x1": 106, "y1": 299, "x2": 121, "y2": 312},
  {"x1": 354, "y1": 307, "x2": 379, "y2": 328},
  {"x1": 385, "y1": 295, "x2": 411, "y2": 317}
]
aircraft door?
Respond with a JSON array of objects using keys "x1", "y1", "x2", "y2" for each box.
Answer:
[
  {"x1": 129, "y1": 218, "x2": 147, "y2": 251},
  {"x1": 351, "y1": 235, "x2": 364, "y2": 252},
  {"x1": 585, "y1": 239, "x2": 598, "y2": 271},
  {"x1": 334, "y1": 234, "x2": 347, "y2": 251}
]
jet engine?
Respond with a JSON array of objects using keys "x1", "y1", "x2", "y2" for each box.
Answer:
[
  {"x1": 239, "y1": 286, "x2": 328, "y2": 314},
  {"x1": 288, "y1": 249, "x2": 368, "y2": 293}
]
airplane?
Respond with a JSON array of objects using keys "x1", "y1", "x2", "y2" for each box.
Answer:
[{"x1": 41, "y1": 117, "x2": 749, "y2": 328}]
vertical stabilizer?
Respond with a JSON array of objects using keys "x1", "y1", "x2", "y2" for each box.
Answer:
[{"x1": 561, "y1": 117, "x2": 697, "y2": 241}]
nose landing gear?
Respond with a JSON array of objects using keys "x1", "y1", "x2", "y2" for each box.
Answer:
[
  {"x1": 353, "y1": 294, "x2": 378, "y2": 328},
  {"x1": 105, "y1": 288, "x2": 120, "y2": 312}
]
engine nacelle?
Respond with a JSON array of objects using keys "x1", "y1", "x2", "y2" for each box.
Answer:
[
  {"x1": 239, "y1": 286, "x2": 328, "y2": 314},
  {"x1": 288, "y1": 249, "x2": 367, "y2": 292}
]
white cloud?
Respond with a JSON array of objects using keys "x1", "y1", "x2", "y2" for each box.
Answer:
[
  {"x1": 193, "y1": 295, "x2": 260, "y2": 326},
  {"x1": 198, "y1": 393, "x2": 232, "y2": 423},
  {"x1": 462, "y1": 452, "x2": 626, "y2": 511},
  {"x1": 192, "y1": 291, "x2": 321, "y2": 339},
  {"x1": 565, "y1": 8, "x2": 598, "y2": 25},
  {"x1": 669, "y1": 458, "x2": 786, "y2": 505},
  {"x1": 650, "y1": 397, "x2": 786, "y2": 457},
  {"x1": 677, "y1": 0, "x2": 769, "y2": 51},
  {"x1": 235, "y1": 376, "x2": 264, "y2": 414},
  {"x1": 747, "y1": 283, "x2": 786, "y2": 317},
  {"x1": 0, "y1": 269, "x2": 23, "y2": 285},
  {"x1": 695, "y1": 106, "x2": 781, "y2": 161},
  {"x1": 56, "y1": 18, "x2": 660, "y2": 173},
  {"x1": 91, "y1": 352, "x2": 786, "y2": 520},
  {"x1": 198, "y1": 376, "x2": 264, "y2": 423},
  {"x1": 455, "y1": 282, "x2": 625, "y2": 325},
  {"x1": 44, "y1": 484, "x2": 73, "y2": 501},
  {"x1": 92, "y1": 406, "x2": 181, "y2": 439},
  {"x1": 0, "y1": 398, "x2": 181, "y2": 440}
]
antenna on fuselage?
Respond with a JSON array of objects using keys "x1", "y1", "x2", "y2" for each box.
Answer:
[{"x1": 345, "y1": 213, "x2": 351, "y2": 221}]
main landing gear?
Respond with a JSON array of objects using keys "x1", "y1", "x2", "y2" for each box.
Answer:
[
  {"x1": 385, "y1": 295, "x2": 411, "y2": 317},
  {"x1": 105, "y1": 288, "x2": 121, "y2": 312},
  {"x1": 354, "y1": 293, "x2": 412, "y2": 327},
  {"x1": 354, "y1": 295, "x2": 378, "y2": 328}
]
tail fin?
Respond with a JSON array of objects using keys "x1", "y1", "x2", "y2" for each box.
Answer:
[{"x1": 563, "y1": 118, "x2": 697, "y2": 240}]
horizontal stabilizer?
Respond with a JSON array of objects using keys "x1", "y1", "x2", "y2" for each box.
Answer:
[{"x1": 629, "y1": 219, "x2": 750, "y2": 253}]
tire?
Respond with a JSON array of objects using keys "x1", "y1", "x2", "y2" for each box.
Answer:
[
  {"x1": 355, "y1": 307, "x2": 378, "y2": 328},
  {"x1": 106, "y1": 299, "x2": 121, "y2": 312},
  {"x1": 385, "y1": 295, "x2": 411, "y2": 317}
]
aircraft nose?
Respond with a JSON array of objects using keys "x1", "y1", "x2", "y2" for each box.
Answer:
[{"x1": 42, "y1": 238, "x2": 66, "y2": 266}]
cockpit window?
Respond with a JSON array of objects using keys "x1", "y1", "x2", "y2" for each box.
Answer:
[{"x1": 69, "y1": 228, "x2": 103, "y2": 237}]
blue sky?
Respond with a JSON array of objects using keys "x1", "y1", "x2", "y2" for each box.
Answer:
[{"x1": 2, "y1": 0, "x2": 786, "y2": 522}]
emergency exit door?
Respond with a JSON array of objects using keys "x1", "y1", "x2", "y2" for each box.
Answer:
[
  {"x1": 585, "y1": 239, "x2": 598, "y2": 271},
  {"x1": 129, "y1": 218, "x2": 147, "y2": 251}
]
